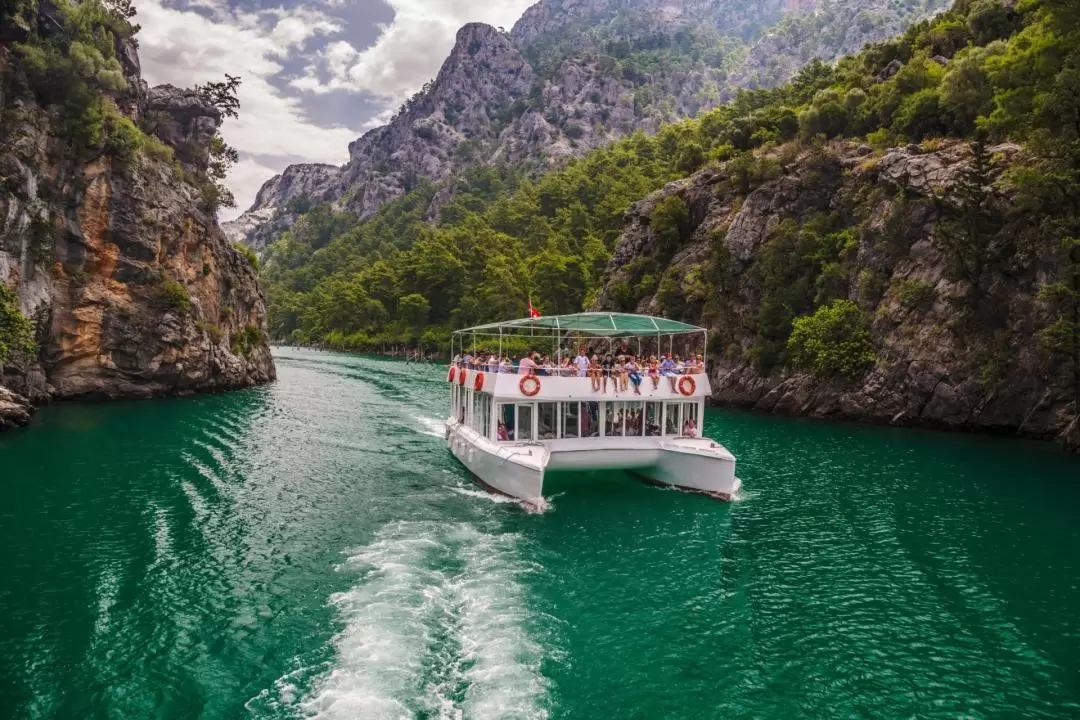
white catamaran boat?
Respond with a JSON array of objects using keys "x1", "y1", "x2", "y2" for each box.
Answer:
[{"x1": 444, "y1": 313, "x2": 738, "y2": 508}]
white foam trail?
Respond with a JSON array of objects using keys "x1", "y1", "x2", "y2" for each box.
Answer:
[
  {"x1": 453, "y1": 529, "x2": 550, "y2": 719},
  {"x1": 730, "y1": 479, "x2": 754, "y2": 503},
  {"x1": 448, "y1": 486, "x2": 553, "y2": 514},
  {"x1": 415, "y1": 415, "x2": 447, "y2": 438},
  {"x1": 300, "y1": 521, "x2": 551, "y2": 720},
  {"x1": 448, "y1": 487, "x2": 522, "y2": 505}
]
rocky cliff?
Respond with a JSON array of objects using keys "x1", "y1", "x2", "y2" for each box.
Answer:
[
  {"x1": 596, "y1": 140, "x2": 1080, "y2": 450},
  {"x1": 226, "y1": 0, "x2": 948, "y2": 251},
  {"x1": 0, "y1": 1, "x2": 275, "y2": 425}
]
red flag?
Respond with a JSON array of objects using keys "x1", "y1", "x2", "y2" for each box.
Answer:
[{"x1": 528, "y1": 296, "x2": 541, "y2": 318}]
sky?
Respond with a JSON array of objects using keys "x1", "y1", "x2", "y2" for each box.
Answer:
[{"x1": 136, "y1": 0, "x2": 536, "y2": 220}]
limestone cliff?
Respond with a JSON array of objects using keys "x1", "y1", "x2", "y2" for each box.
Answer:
[
  {"x1": 226, "y1": 0, "x2": 948, "y2": 251},
  {"x1": 596, "y1": 141, "x2": 1079, "y2": 449},
  {"x1": 0, "y1": 3, "x2": 275, "y2": 420}
]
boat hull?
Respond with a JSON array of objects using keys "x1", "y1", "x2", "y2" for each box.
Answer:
[
  {"x1": 446, "y1": 420, "x2": 738, "y2": 504},
  {"x1": 446, "y1": 420, "x2": 547, "y2": 506}
]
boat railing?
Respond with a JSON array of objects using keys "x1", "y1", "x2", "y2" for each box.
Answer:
[{"x1": 446, "y1": 363, "x2": 704, "y2": 376}]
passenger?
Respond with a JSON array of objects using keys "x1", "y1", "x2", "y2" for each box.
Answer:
[
  {"x1": 659, "y1": 354, "x2": 677, "y2": 391},
  {"x1": 626, "y1": 355, "x2": 643, "y2": 395},
  {"x1": 588, "y1": 354, "x2": 602, "y2": 392},
  {"x1": 616, "y1": 355, "x2": 629, "y2": 392},
  {"x1": 497, "y1": 422, "x2": 509, "y2": 441},
  {"x1": 682, "y1": 417, "x2": 697, "y2": 437},
  {"x1": 647, "y1": 356, "x2": 660, "y2": 389},
  {"x1": 601, "y1": 353, "x2": 615, "y2": 393},
  {"x1": 560, "y1": 356, "x2": 574, "y2": 377},
  {"x1": 452, "y1": 352, "x2": 462, "y2": 367},
  {"x1": 518, "y1": 353, "x2": 536, "y2": 375},
  {"x1": 574, "y1": 347, "x2": 590, "y2": 378}
]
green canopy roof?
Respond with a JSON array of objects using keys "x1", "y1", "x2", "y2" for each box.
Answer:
[{"x1": 456, "y1": 312, "x2": 705, "y2": 337}]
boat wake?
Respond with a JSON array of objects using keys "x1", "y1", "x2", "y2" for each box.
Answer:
[
  {"x1": 447, "y1": 485, "x2": 552, "y2": 514},
  {"x1": 414, "y1": 415, "x2": 447, "y2": 439},
  {"x1": 298, "y1": 521, "x2": 553, "y2": 720}
]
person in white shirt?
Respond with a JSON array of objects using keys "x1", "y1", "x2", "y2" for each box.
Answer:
[
  {"x1": 518, "y1": 354, "x2": 536, "y2": 375},
  {"x1": 573, "y1": 348, "x2": 590, "y2": 377}
]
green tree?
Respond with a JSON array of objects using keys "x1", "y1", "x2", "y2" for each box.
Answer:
[
  {"x1": 787, "y1": 299, "x2": 877, "y2": 377},
  {"x1": 0, "y1": 284, "x2": 37, "y2": 368},
  {"x1": 933, "y1": 140, "x2": 1004, "y2": 299}
]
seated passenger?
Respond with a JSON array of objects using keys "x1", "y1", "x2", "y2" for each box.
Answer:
[
  {"x1": 601, "y1": 354, "x2": 615, "y2": 393},
  {"x1": 588, "y1": 355, "x2": 602, "y2": 392},
  {"x1": 626, "y1": 356, "x2": 642, "y2": 395},
  {"x1": 682, "y1": 418, "x2": 697, "y2": 437},
  {"x1": 497, "y1": 423, "x2": 509, "y2": 441},
  {"x1": 659, "y1": 354, "x2": 677, "y2": 391}
]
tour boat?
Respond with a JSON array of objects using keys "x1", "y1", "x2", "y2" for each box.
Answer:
[{"x1": 444, "y1": 312, "x2": 739, "y2": 508}]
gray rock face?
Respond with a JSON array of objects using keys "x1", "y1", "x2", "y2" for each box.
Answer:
[
  {"x1": 732, "y1": 0, "x2": 950, "y2": 91},
  {"x1": 596, "y1": 141, "x2": 1077, "y2": 450},
  {"x1": 0, "y1": 14, "x2": 275, "y2": 425},
  {"x1": 144, "y1": 84, "x2": 222, "y2": 172},
  {"x1": 221, "y1": 163, "x2": 340, "y2": 250},
  {"x1": 0, "y1": 385, "x2": 32, "y2": 431},
  {"x1": 230, "y1": 0, "x2": 947, "y2": 251}
]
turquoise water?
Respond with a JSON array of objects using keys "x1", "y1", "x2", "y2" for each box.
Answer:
[{"x1": 2, "y1": 348, "x2": 1079, "y2": 719}]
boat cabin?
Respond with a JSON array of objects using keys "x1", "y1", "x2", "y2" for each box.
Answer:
[{"x1": 447, "y1": 312, "x2": 709, "y2": 446}]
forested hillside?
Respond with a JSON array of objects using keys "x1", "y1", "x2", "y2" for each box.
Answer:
[
  {"x1": 226, "y1": 0, "x2": 947, "y2": 250},
  {"x1": 264, "y1": 0, "x2": 1080, "y2": 447}
]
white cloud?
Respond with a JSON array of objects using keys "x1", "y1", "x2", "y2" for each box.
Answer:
[
  {"x1": 291, "y1": 0, "x2": 535, "y2": 102},
  {"x1": 137, "y1": 0, "x2": 361, "y2": 218}
]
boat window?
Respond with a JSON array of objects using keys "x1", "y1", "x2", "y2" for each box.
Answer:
[
  {"x1": 664, "y1": 402, "x2": 680, "y2": 436},
  {"x1": 537, "y1": 402, "x2": 557, "y2": 440},
  {"x1": 645, "y1": 402, "x2": 662, "y2": 436},
  {"x1": 478, "y1": 394, "x2": 490, "y2": 438},
  {"x1": 625, "y1": 401, "x2": 644, "y2": 436},
  {"x1": 604, "y1": 401, "x2": 623, "y2": 437},
  {"x1": 582, "y1": 402, "x2": 600, "y2": 437},
  {"x1": 562, "y1": 402, "x2": 579, "y2": 439},
  {"x1": 497, "y1": 403, "x2": 514, "y2": 441},
  {"x1": 517, "y1": 404, "x2": 534, "y2": 441},
  {"x1": 681, "y1": 402, "x2": 699, "y2": 436}
]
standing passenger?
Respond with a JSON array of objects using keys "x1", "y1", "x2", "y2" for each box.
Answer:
[
  {"x1": 574, "y1": 347, "x2": 590, "y2": 378},
  {"x1": 518, "y1": 354, "x2": 536, "y2": 375}
]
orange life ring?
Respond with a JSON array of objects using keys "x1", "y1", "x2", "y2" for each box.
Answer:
[
  {"x1": 458, "y1": 369, "x2": 468, "y2": 386},
  {"x1": 448, "y1": 366, "x2": 457, "y2": 383},
  {"x1": 519, "y1": 375, "x2": 541, "y2": 397},
  {"x1": 678, "y1": 375, "x2": 696, "y2": 396},
  {"x1": 474, "y1": 372, "x2": 485, "y2": 391}
]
